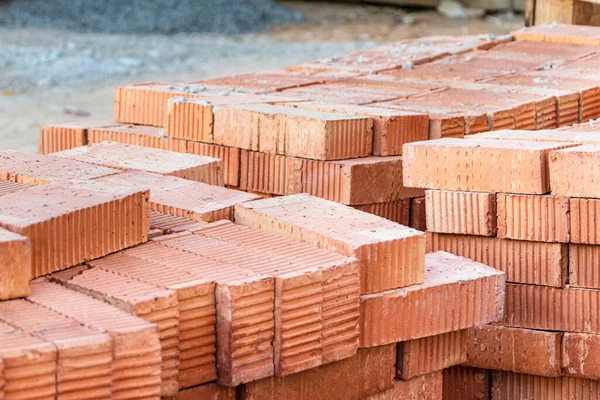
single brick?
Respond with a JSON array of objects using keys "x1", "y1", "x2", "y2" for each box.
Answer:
[
  {"x1": 149, "y1": 211, "x2": 206, "y2": 235},
  {"x1": 173, "y1": 383, "x2": 236, "y2": 400},
  {"x1": 28, "y1": 280, "x2": 162, "y2": 400},
  {"x1": 88, "y1": 124, "x2": 187, "y2": 152},
  {"x1": 403, "y1": 138, "x2": 576, "y2": 194},
  {"x1": 465, "y1": 325, "x2": 562, "y2": 376},
  {"x1": 360, "y1": 251, "x2": 505, "y2": 347},
  {"x1": 492, "y1": 371, "x2": 600, "y2": 400},
  {"x1": 511, "y1": 24, "x2": 600, "y2": 46},
  {"x1": 38, "y1": 120, "x2": 120, "y2": 154},
  {"x1": 569, "y1": 244, "x2": 600, "y2": 288},
  {"x1": 187, "y1": 142, "x2": 240, "y2": 187},
  {"x1": 235, "y1": 194, "x2": 426, "y2": 294},
  {"x1": 497, "y1": 194, "x2": 570, "y2": 242},
  {"x1": 562, "y1": 333, "x2": 600, "y2": 380},
  {"x1": 239, "y1": 150, "x2": 294, "y2": 196},
  {"x1": 0, "y1": 299, "x2": 113, "y2": 400},
  {"x1": 280, "y1": 83, "x2": 416, "y2": 105},
  {"x1": 443, "y1": 366, "x2": 490, "y2": 400},
  {"x1": 353, "y1": 199, "x2": 411, "y2": 226},
  {"x1": 427, "y1": 233, "x2": 568, "y2": 287},
  {"x1": 0, "y1": 320, "x2": 57, "y2": 400},
  {"x1": 365, "y1": 371, "x2": 443, "y2": 400},
  {"x1": 397, "y1": 329, "x2": 467, "y2": 380},
  {"x1": 409, "y1": 197, "x2": 427, "y2": 231},
  {"x1": 0, "y1": 150, "x2": 119, "y2": 185},
  {"x1": 53, "y1": 141, "x2": 223, "y2": 185},
  {"x1": 0, "y1": 182, "x2": 149, "y2": 278},
  {"x1": 53, "y1": 267, "x2": 180, "y2": 397},
  {"x1": 213, "y1": 103, "x2": 373, "y2": 160},
  {"x1": 94, "y1": 171, "x2": 259, "y2": 223},
  {"x1": 570, "y1": 198, "x2": 600, "y2": 244},
  {"x1": 426, "y1": 190, "x2": 497, "y2": 236},
  {"x1": 549, "y1": 144, "x2": 600, "y2": 197},
  {"x1": 0, "y1": 228, "x2": 31, "y2": 300}
]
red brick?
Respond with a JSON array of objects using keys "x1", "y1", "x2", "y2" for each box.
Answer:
[
  {"x1": 187, "y1": 142, "x2": 240, "y2": 187},
  {"x1": 88, "y1": 124, "x2": 187, "y2": 152},
  {"x1": 512, "y1": 23, "x2": 600, "y2": 46},
  {"x1": 497, "y1": 194, "x2": 569, "y2": 242},
  {"x1": 38, "y1": 120, "x2": 120, "y2": 154},
  {"x1": 0, "y1": 228, "x2": 30, "y2": 300},
  {"x1": 365, "y1": 371, "x2": 443, "y2": 400},
  {"x1": 489, "y1": 39, "x2": 597, "y2": 64},
  {"x1": 94, "y1": 171, "x2": 258, "y2": 222},
  {"x1": 0, "y1": 319, "x2": 57, "y2": 400},
  {"x1": 0, "y1": 299, "x2": 113, "y2": 399},
  {"x1": 0, "y1": 180, "x2": 30, "y2": 196},
  {"x1": 0, "y1": 182, "x2": 149, "y2": 278},
  {"x1": 403, "y1": 138, "x2": 576, "y2": 194},
  {"x1": 28, "y1": 280, "x2": 162, "y2": 400},
  {"x1": 280, "y1": 83, "x2": 419, "y2": 105},
  {"x1": 397, "y1": 330, "x2": 467, "y2": 380},
  {"x1": 549, "y1": 144, "x2": 600, "y2": 197},
  {"x1": 213, "y1": 103, "x2": 373, "y2": 160},
  {"x1": 492, "y1": 371, "x2": 600, "y2": 399},
  {"x1": 409, "y1": 197, "x2": 427, "y2": 231},
  {"x1": 569, "y1": 244, "x2": 600, "y2": 288},
  {"x1": 562, "y1": 333, "x2": 600, "y2": 379},
  {"x1": 172, "y1": 383, "x2": 235, "y2": 400},
  {"x1": 353, "y1": 199, "x2": 411, "y2": 225},
  {"x1": 465, "y1": 325, "x2": 562, "y2": 376},
  {"x1": 426, "y1": 190, "x2": 496, "y2": 236},
  {"x1": 53, "y1": 141, "x2": 223, "y2": 185},
  {"x1": 443, "y1": 366, "x2": 490, "y2": 400},
  {"x1": 467, "y1": 129, "x2": 588, "y2": 142},
  {"x1": 427, "y1": 233, "x2": 567, "y2": 287},
  {"x1": 149, "y1": 211, "x2": 206, "y2": 235},
  {"x1": 235, "y1": 194, "x2": 426, "y2": 294},
  {"x1": 360, "y1": 251, "x2": 505, "y2": 347},
  {"x1": 239, "y1": 150, "x2": 294, "y2": 196},
  {"x1": 570, "y1": 198, "x2": 600, "y2": 244}
]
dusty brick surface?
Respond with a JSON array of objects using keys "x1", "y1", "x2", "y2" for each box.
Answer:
[
  {"x1": 0, "y1": 228, "x2": 30, "y2": 300},
  {"x1": 426, "y1": 190, "x2": 496, "y2": 236},
  {"x1": 512, "y1": 24, "x2": 600, "y2": 46}
]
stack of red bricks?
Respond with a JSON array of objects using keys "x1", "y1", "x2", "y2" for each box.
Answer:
[
  {"x1": 0, "y1": 142, "x2": 506, "y2": 399},
  {"x1": 403, "y1": 118, "x2": 600, "y2": 397}
]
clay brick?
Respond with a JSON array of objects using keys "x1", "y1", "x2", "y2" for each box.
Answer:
[
  {"x1": 213, "y1": 103, "x2": 373, "y2": 160},
  {"x1": 280, "y1": 83, "x2": 418, "y2": 105},
  {"x1": 149, "y1": 211, "x2": 206, "y2": 235},
  {"x1": 492, "y1": 371, "x2": 600, "y2": 400},
  {"x1": 465, "y1": 325, "x2": 562, "y2": 376},
  {"x1": 235, "y1": 194, "x2": 426, "y2": 294},
  {"x1": 172, "y1": 383, "x2": 236, "y2": 400},
  {"x1": 569, "y1": 244, "x2": 600, "y2": 288},
  {"x1": 497, "y1": 194, "x2": 569, "y2": 242},
  {"x1": 239, "y1": 150, "x2": 294, "y2": 196},
  {"x1": 409, "y1": 197, "x2": 427, "y2": 231},
  {"x1": 277, "y1": 101, "x2": 429, "y2": 156},
  {"x1": 138, "y1": 236, "x2": 275, "y2": 386},
  {"x1": 427, "y1": 233, "x2": 568, "y2": 287},
  {"x1": 0, "y1": 358, "x2": 3, "y2": 400},
  {"x1": 0, "y1": 181, "x2": 149, "y2": 278},
  {"x1": 0, "y1": 228, "x2": 30, "y2": 300},
  {"x1": 397, "y1": 330, "x2": 467, "y2": 380},
  {"x1": 562, "y1": 333, "x2": 600, "y2": 379},
  {"x1": 489, "y1": 40, "x2": 597, "y2": 65},
  {"x1": 187, "y1": 141, "x2": 240, "y2": 187},
  {"x1": 94, "y1": 171, "x2": 259, "y2": 222},
  {"x1": 426, "y1": 190, "x2": 496, "y2": 236},
  {"x1": 504, "y1": 283, "x2": 600, "y2": 333},
  {"x1": 365, "y1": 371, "x2": 443, "y2": 400},
  {"x1": 0, "y1": 180, "x2": 30, "y2": 196},
  {"x1": 0, "y1": 150, "x2": 119, "y2": 185},
  {"x1": 512, "y1": 23, "x2": 600, "y2": 46},
  {"x1": 0, "y1": 299, "x2": 113, "y2": 400},
  {"x1": 570, "y1": 198, "x2": 600, "y2": 244},
  {"x1": 28, "y1": 280, "x2": 162, "y2": 400},
  {"x1": 52, "y1": 267, "x2": 180, "y2": 396},
  {"x1": 443, "y1": 366, "x2": 490, "y2": 400},
  {"x1": 53, "y1": 141, "x2": 223, "y2": 185},
  {"x1": 549, "y1": 144, "x2": 600, "y2": 197},
  {"x1": 88, "y1": 124, "x2": 187, "y2": 152},
  {"x1": 0, "y1": 319, "x2": 57, "y2": 400},
  {"x1": 38, "y1": 120, "x2": 120, "y2": 154},
  {"x1": 467, "y1": 129, "x2": 587, "y2": 142},
  {"x1": 360, "y1": 251, "x2": 505, "y2": 347},
  {"x1": 353, "y1": 199, "x2": 411, "y2": 225},
  {"x1": 403, "y1": 138, "x2": 576, "y2": 194}
]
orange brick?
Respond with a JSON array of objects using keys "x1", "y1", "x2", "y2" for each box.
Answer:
[
  {"x1": 0, "y1": 182, "x2": 149, "y2": 278},
  {"x1": 570, "y1": 198, "x2": 600, "y2": 244},
  {"x1": 365, "y1": 371, "x2": 443, "y2": 400},
  {"x1": 409, "y1": 197, "x2": 427, "y2": 231},
  {"x1": 53, "y1": 141, "x2": 223, "y2": 185},
  {"x1": 426, "y1": 190, "x2": 496, "y2": 236},
  {"x1": 443, "y1": 366, "x2": 490, "y2": 400},
  {"x1": 360, "y1": 251, "x2": 505, "y2": 347},
  {"x1": 497, "y1": 194, "x2": 570, "y2": 242},
  {"x1": 465, "y1": 325, "x2": 562, "y2": 376},
  {"x1": 173, "y1": 383, "x2": 235, "y2": 400},
  {"x1": 427, "y1": 232, "x2": 567, "y2": 287},
  {"x1": 94, "y1": 171, "x2": 259, "y2": 223},
  {"x1": 38, "y1": 120, "x2": 121, "y2": 154},
  {"x1": 492, "y1": 371, "x2": 600, "y2": 399},
  {"x1": 280, "y1": 83, "x2": 416, "y2": 105},
  {"x1": 469, "y1": 129, "x2": 600, "y2": 143},
  {"x1": 562, "y1": 333, "x2": 600, "y2": 380},
  {"x1": 569, "y1": 244, "x2": 600, "y2": 288},
  {"x1": 0, "y1": 299, "x2": 113, "y2": 400},
  {"x1": 353, "y1": 199, "x2": 411, "y2": 225},
  {"x1": 149, "y1": 211, "x2": 206, "y2": 234},
  {"x1": 213, "y1": 103, "x2": 373, "y2": 160},
  {"x1": 235, "y1": 194, "x2": 426, "y2": 294},
  {"x1": 549, "y1": 144, "x2": 600, "y2": 197},
  {"x1": 403, "y1": 138, "x2": 576, "y2": 194},
  {"x1": 187, "y1": 142, "x2": 240, "y2": 187},
  {"x1": 239, "y1": 150, "x2": 294, "y2": 196},
  {"x1": 0, "y1": 150, "x2": 119, "y2": 185},
  {"x1": 88, "y1": 124, "x2": 187, "y2": 152},
  {"x1": 0, "y1": 229, "x2": 30, "y2": 300},
  {"x1": 0, "y1": 180, "x2": 30, "y2": 196},
  {"x1": 512, "y1": 24, "x2": 600, "y2": 46}
]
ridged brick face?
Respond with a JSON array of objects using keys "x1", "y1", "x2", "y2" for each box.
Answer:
[
  {"x1": 187, "y1": 142, "x2": 240, "y2": 187},
  {"x1": 28, "y1": 280, "x2": 163, "y2": 400},
  {"x1": 443, "y1": 366, "x2": 490, "y2": 400},
  {"x1": 569, "y1": 244, "x2": 600, "y2": 288},
  {"x1": 0, "y1": 228, "x2": 31, "y2": 300},
  {"x1": 427, "y1": 233, "x2": 568, "y2": 287},
  {"x1": 365, "y1": 371, "x2": 443, "y2": 400},
  {"x1": 353, "y1": 199, "x2": 411, "y2": 226},
  {"x1": 174, "y1": 383, "x2": 236, "y2": 400},
  {"x1": 234, "y1": 194, "x2": 426, "y2": 294},
  {"x1": 402, "y1": 138, "x2": 576, "y2": 194},
  {"x1": 426, "y1": 190, "x2": 497, "y2": 236},
  {"x1": 549, "y1": 144, "x2": 600, "y2": 197},
  {"x1": 149, "y1": 211, "x2": 206, "y2": 235},
  {"x1": 570, "y1": 198, "x2": 600, "y2": 244},
  {"x1": 88, "y1": 125, "x2": 187, "y2": 153},
  {"x1": 497, "y1": 194, "x2": 570, "y2": 242},
  {"x1": 239, "y1": 150, "x2": 293, "y2": 196},
  {"x1": 492, "y1": 371, "x2": 600, "y2": 400},
  {"x1": 562, "y1": 333, "x2": 600, "y2": 380},
  {"x1": 465, "y1": 325, "x2": 562, "y2": 377},
  {"x1": 359, "y1": 252, "x2": 505, "y2": 347},
  {"x1": 0, "y1": 180, "x2": 30, "y2": 196}
]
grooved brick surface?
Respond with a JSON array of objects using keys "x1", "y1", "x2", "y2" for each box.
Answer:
[
  {"x1": 426, "y1": 190, "x2": 497, "y2": 236},
  {"x1": 492, "y1": 371, "x2": 600, "y2": 400},
  {"x1": 562, "y1": 333, "x2": 600, "y2": 380},
  {"x1": 0, "y1": 228, "x2": 31, "y2": 300},
  {"x1": 364, "y1": 371, "x2": 443, "y2": 400},
  {"x1": 187, "y1": 142, "x2": 241, "y2": 187},
  {"x1": 359, "y1": 251, "x2": 505, "y2": 346},
  {"x1": 570, "y1": 198, "x2": 600, "y2": 244},
  {"x1": 88, "y1": 124, "x2": 187, "y2": 152},
  {"x1": 569, "y1": 244, "x2": 600, "y2": 289},
  {"x1": 0, "y1": 180, "x2": 30, "y2": 196},
  {"x1": 234, "y1": 194, "x2": 426, "y2": 294},
  {"x1": 353, "y1": 199, "x2": 411, "y2": 226},
  {"x1": 239, "y1": 150, "x2": 293, "y2": 196},
  {"x1": 38, "y1": 121, "x2": 120, "y2": 154},
  {"x1": 149, "y1": 211, "x2": 206, "y2": 235}
]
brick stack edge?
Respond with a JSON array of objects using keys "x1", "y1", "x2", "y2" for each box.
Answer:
[{"x1": 0, "y1": 23, "x2": 596, "y2": 399}]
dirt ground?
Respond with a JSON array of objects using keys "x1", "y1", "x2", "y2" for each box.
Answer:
[{"x1": 0, "y1": 1, "x2": 523, "y2": 152}]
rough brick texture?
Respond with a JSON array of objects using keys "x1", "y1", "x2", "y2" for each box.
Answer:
[
  {"x1": 173, "y1": 383, "x2": 236, "y2": 400},
  {"x1": 492, "y1": 371, "x2": 600, "y2": 400},
  {"x1": 549, "y1": 145, "x2": 600, "y2": 197},
  {"x1": 426, "y1": 190, "x2": 496, "y2": 236},
  {"x1": 410, "y1": 197, "x2": 427, "y2": 231},
  {"x1": 570, "y1": 198, "x2": 600, "y2": 244},
  {"x1": 0, "y1": 228, "x2": 31, "y2": 300},
  {"x1": 38, "y1": 121, "x2": 120, "y2": 154},
  {"x1": 569, "y1": 244, "x2": 600, "y2": 289},
  {"x1": 365, "y1": 371, "x2": 443, "y2": 400},
  {"x1": 88, "y1": 124, "x2": 187, "y2": 152},
  {"x1": 187, "y1": 142, "x2": 240, "y2": 187},
  {"x1": 443, "y1": 366, "x2": 490, "y2": 400}
]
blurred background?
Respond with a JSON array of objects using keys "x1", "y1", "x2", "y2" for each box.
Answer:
[{"x1": 0, "y1": 0, "x2": 523, "y2": 152}]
